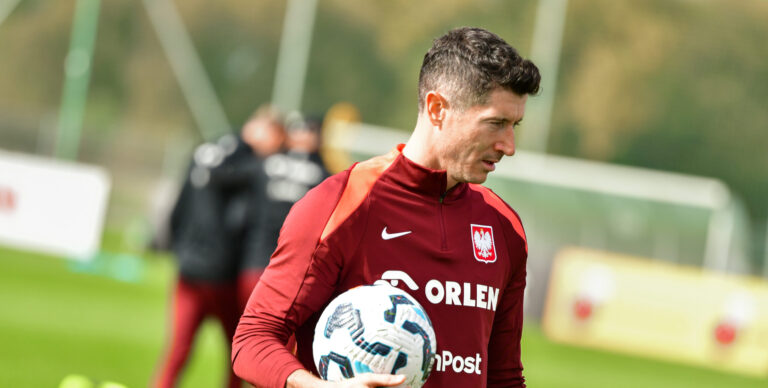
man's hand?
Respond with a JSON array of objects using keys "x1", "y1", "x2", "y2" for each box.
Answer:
[{"x1": 286, "y1": 369, "x2": 407, "y2": 388}]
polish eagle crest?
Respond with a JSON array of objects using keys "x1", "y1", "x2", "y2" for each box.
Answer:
[{"x1": 470, "y1": 224, "x2": 497, "y2": 263}]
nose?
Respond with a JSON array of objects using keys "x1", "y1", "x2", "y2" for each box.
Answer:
[{"x1": 495, "y1": 130, "x2": 515, "y2": 156}]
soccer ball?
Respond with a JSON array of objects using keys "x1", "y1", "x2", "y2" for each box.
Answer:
[{"x1": 313, "y1": 283, "x2": 437, "y2": 388}]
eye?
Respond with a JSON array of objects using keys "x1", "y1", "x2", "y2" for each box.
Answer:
[{"x1": 489, "y1": 121, "x2": 504, "y2": 129}]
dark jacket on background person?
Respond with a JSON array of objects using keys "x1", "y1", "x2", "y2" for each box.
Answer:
[
  {"x1": 168, "y1": 135, "x2": 256, "y2": 282},
  {"x1": 240, "y1": 149, "x2": 329, "y2": 270}
]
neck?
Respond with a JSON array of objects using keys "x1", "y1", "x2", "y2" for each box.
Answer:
[{"x1": 402, "y1": 116, "x2": 457, "y2": 190}]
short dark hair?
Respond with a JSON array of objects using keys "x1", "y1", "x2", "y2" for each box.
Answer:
[{"x1": 418, "y1": 27, "x2": 540, "y2": 111}]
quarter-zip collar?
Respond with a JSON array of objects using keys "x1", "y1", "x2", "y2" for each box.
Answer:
[{"x1": 385, "y1": 144, "x2": 468, "y2": 202}]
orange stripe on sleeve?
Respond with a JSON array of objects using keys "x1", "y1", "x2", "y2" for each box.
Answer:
[{"x1": 319, "y1": 148, "x2": 399, "y2": 242}]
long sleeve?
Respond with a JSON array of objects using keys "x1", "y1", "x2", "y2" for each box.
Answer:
[
  {"x1": 486, "y1": 228, "x2": 527, "y2": 388},
  {"x1": 231, "y1": 171, "x2": 350, "y2": 388}
]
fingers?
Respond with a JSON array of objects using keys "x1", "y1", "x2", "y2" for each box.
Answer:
[{"x1": 347, "y1": 373, "x2": 406, "y2": 387}]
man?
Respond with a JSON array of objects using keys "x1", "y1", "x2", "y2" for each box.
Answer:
[
  {"x1": 153, "y1": 105, "x2": 284, "y2": 388},
  {"x1": 237, "y1": 114, "x2": 329, "y2": 310},
  {"x1": 231, "y1": 106, "x2": 289, "y2": 310},
  {"x1": 154, "y1": 134, "x2": 248, "y2": 388},
  {"x1": 232, "y1": 27, "x2": 540, "y2": 388}
]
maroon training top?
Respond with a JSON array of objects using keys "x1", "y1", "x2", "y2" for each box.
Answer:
[{"x1": 232, "y1": 145, "x2": 528, "y2": 388}]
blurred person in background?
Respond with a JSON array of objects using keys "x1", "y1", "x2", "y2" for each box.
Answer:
[
  {"x1": 232, "y1": 27, "x2": 539, "y2": 388},
  {"x1": 153, "y1": 105, "x2": 285, "y2": 388},
  {"x1": 237, "y1": 113, "x2": 329, "y2": 311},
  {"x1": 154, "y1": 136, "x2": 244, "y2": 388}
]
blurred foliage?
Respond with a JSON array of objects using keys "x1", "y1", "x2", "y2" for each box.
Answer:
[
  {"x1": 306, "y1": 0, "x2": 538, "y2": 129},
  {"x1": 0, "y1": 0, "x2": 766, "y2": 251},
  {"x1": 550, "y1": 0, "x2": 768, "y2": 221}
]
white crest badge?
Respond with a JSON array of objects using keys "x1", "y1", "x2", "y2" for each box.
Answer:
[{"x1": 471, "y1": 224, "x2": 497, "y2": 263}]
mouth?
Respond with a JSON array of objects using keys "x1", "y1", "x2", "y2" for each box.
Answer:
[{"x1": 481, "y1": 160, "x2": 497, "y2": 171}]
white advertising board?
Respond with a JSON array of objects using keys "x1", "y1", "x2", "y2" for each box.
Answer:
[{"x1": 0, "y1": 149, "x2": 111, "y2": 260}]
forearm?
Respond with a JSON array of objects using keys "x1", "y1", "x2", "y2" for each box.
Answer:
[
  {"x1": 285, "y1": 370, "x2": 407, "y2": 388},
  {"x1": 231, "y1": 311, "x2": 304, "y2": 387},
  {"x1": 286, "y1": 369, "x2": 324, "y2": 388}
]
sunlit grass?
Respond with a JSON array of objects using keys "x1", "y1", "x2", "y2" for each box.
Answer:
[{"x1": 0, "y1": 241, "x2": 764, "y2": 387}]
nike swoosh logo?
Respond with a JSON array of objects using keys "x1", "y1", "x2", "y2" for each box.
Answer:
[{"x1": 381, "y1": 227, "x2": 412, "y2": 240}]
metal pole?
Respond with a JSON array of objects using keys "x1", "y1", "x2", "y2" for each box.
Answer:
[
  {"x1": 54, "y1": 0, "x2": 101, "y2": 160},
  {"x1": 142, "y1": 0, "x2": 231, "y2": 141},
  {"x1": 519, "y1": 0, "x2": 569, "y2": 153},
  {"x1": 271, "y1": 0, "x2": 319, "y2": 114},
  {"x1": 703, "y1": 198, "x2": 734, "y2": 273}
]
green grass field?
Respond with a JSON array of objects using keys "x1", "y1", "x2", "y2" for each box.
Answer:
[{"x1": 0, "y1": 240, "x2": 765, "y2": 387}]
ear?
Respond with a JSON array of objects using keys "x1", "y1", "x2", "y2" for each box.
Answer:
[{"x1": 425, "y1": 91, "x2": 448, "y2": 127}]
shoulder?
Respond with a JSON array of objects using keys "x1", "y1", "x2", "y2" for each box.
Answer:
[
  {"x1": 294, "y1": 169, "x2": 351, "y2": 211},
  {"x1": 275, "y1": 151, "x2": 396, "y2": 250},
  {"x1": 345, "y1": 149, "x2": 399, "y2": 189},
  {"x1": 272, "y1": 170, "x2": 352, "y2": 251},
  {"x1": 467, "y1": 184, "x2": 527, "y2": 253},
  {"x1": 318, "y1": 150, "x2": 399, "y2": 241}
]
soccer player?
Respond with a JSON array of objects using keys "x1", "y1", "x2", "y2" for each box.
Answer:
[
  {"x1": 154, "y1": 136, "x2": 248, "y2": 388},
  {"x1": 237, "y1": 114, "x2": 329, "y2": 311},
  {"x1": 153, "y1": 105, "x2": 285, "y2": 388},
  {"x1": 232, "y1": 106, "x2": 288, "y2": 310},
  {"x1": 232, "y1": 27, "x2": 540, "y2": 387}
]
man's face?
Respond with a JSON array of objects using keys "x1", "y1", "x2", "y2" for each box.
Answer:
[
  {"x1": 437, "y1": 88, "x2": 527, "y2": 186},
  {"x1": 243, "y1": 119, "x2": 285, "y2": 156}
]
